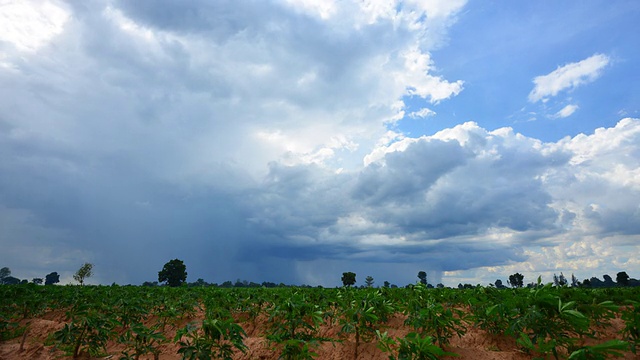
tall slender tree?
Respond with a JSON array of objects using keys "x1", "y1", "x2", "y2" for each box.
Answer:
[
  {"x1": 365, "y1": 275, "x2": 374, "y2": 287},
  {"x1": 73, "y1": 263, "x2": 94, "y2": 286}
]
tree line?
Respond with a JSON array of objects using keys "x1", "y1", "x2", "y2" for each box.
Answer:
[
  {"x1": 147, "y1": 261, "x2": 640, "y2": 290},
  {"x1": 0, "y1": 263, "x2": 92, "y2": 286},
  {"x1": 2, "y1": 260, "x2": 639, "y2": 289},
  {"x1": 0, "y1": 266, "x2": 60, "y2": 285},
  {"x1": 488, "y1": 271, "x2": 639, "y2": 289}
]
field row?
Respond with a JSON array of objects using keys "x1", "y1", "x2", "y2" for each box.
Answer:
[{"x1": 1, "y1": 284, "x2": 639, "y2": 359}]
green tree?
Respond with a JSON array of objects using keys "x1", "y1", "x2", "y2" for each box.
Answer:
[
  {"x1": 603, "y1": 274, "x2": 616, "y2": 287},
  {"x1": 191, "y1": 278, "x2": 207, "y2": 287},
  {"x1": 45, "y1": 272, "x2": 60, "y2": 285},
  {"x1": 32, "y1": 278, "x2": 43, "y2": 285},
  {"x1": 158, "y1": 259, "x2": 187, "y2": 287},
  {"x1": 417, "y1": 271, "x2": 427, "y2": 285},
  {"x1": 3, "y1": 276, "x2": 20, "y2": 285},
  {"x1": 616, "y1": 271, "x2": 630, "y2": 286},
  {"x1": 73, "y1": 262, "x2": 94, "y2": 286},
  {"x1": 365, "y1": 276, "x2": 375, "y2": 288},
  {"x1": 553, "y1": 272, "x2": 568, "y2": 287},
  {"x1": 0, "y1": 267, "x2": 11, "y2": 284},
  {"x1": 571, "y1": 273, "x2": 579, "y2": 287},
  {"x1": 341, "y1": 272, "x2": 356, "y2": 287},
  {"x1": 508, "y1": 273, "x2": 524, "y2": 288}
]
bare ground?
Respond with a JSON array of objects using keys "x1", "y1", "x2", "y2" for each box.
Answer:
[{"x1": 0, "y1": 310, "x2": 635, "y2": 359}]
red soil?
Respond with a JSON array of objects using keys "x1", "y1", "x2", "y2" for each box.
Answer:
[{"x1": 0, "y1": 311, "x2": 635, "y2": 359}]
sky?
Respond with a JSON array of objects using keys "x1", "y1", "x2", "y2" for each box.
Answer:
[{"x1": 1, "y1": 0, "x2": 639, "y2": 287}]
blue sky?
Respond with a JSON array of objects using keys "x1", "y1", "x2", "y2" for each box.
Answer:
[
  {"x1": 397, "y1": 1, "x2": 640, "y2": 142},
  {"x1": 0, "y1": 0, "x2": 639, "y2": 287}
]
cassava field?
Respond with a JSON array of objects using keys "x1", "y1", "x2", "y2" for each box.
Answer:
[{"x1": 1, "y1": 283, "x2": 638, "y2": 359}]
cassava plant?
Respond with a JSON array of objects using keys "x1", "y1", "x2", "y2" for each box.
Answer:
[
  {"x1": 175, "y1": 315, "x2": 247, "y2": 360},
  {"x1": 266, "y1": 291, "x2": 329, "y2": 360},
  {"x1": 567, "y1": 340, "x2": 629, "y2": 360},
  {"x1": 621, "y1": 300, "x2": 639, "y2": 354},
  {"x1": 512, "y1": 281, "x2": 590, "y2": 359},
  {"x1": 377, "y1": 330, "x2": 458, "y2": 359},
  {"x1": 53, "y1": 304, "x2": 117, "y2": 358},
  {"x1": 338, "y1": 289, "x2": 384, "y2": 359},
  {"x1": 403, "y1": 284, "x2": 466, "y2": 348},
  {"x1": 118, "y1": 322, "x2": 166, "y2": 360}
]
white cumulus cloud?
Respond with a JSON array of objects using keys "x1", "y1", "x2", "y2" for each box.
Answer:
[
  {"x1": 249, "y1": 119, "x2": 640, "y2": 286},
  {"x1": 529, "y1": 54, "x2": 610, "y2": 103},
  {"x1": 554, "y1": 104, "x2": 579, "y2": 118},
  {"x1": 0, "y1": 0, "x2": 69, "y2": 52},
  {"x1": 397, "y1": 46, "x2": 464, "y2": 103},
  {"x1": 409, "y1": 108, "x2": 436, "y2": 118}
]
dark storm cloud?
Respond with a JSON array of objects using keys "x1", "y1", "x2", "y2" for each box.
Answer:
[{"x1": 244, "y1": 162, "x2": 352, "y2": 240}]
